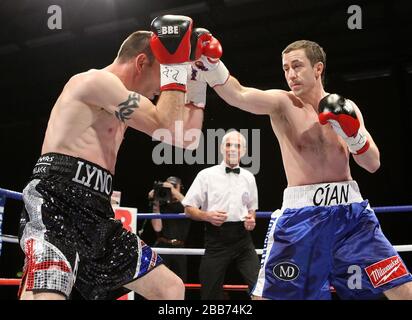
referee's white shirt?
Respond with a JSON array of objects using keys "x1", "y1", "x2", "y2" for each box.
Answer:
[{"x1": 182, "y1": 162, "x2": 258, "y2": 222}]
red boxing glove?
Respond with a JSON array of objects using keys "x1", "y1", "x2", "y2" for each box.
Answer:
[
  {"x1": 190, "y1": 28, "x2": 222, "y2": 61},
  {"x1": 190, "y1": 28, "x2": 229, "y2": 87},
  {"x1": 150, "y1": 15, "x2": 193, "y2": 92},
  {"x1": 318, "y1": 94, "x2": 369, "y2": 155}
]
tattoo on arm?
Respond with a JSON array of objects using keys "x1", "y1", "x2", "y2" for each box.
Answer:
[{"x1": 115, "y1": 93, "x2": 140, "y2": 122}]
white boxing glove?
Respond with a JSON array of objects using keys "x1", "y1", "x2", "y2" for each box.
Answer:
[
  {"x1": 185, "y1": 65, "x2": 207, "y2": 109},
  {"x1": 192, "y1": 55, "x2": 229, "y2": 87}
]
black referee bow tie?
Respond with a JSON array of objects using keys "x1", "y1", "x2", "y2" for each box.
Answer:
[{"x1": 225, "y1": 167, "x2": 240, "y2": 174}]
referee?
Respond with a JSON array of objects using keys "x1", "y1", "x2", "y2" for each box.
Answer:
[{"x1": 182, "y1": 130, "x2": 260, "y2": 300}]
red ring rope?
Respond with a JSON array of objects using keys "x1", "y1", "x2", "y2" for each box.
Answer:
[{"x1": 0, "y1": 279, "x2": 336, "y2": 292}]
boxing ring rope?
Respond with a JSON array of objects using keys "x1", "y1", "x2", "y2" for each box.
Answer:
[
  {"x1": 2, "y1": 235, "x2": 412, "y2": 253},
  {"x1": 0, "y1": 277, "x2": 249, "y2": 291},
  {"x1": 0, "y1": 188, "x2": 23, "y2": 201},
  {"x1": 2, "y1": 187, "x2": 412, "y2": 215},
  {"x1": 1, "y1": 187, "x2": 412, "y2": 292},
  {"x1": 1, "y1": 186, "x2": 412, "y2": 249}
]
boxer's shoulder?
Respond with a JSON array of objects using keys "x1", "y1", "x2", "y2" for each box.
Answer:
[
  {"x1": 63, "y1": 68, "x2": 126, "y2": 106},
  {"x1": 264, "y1": 89, "x2": 296, "y2": 122},
  {"x1": 70, "y1": 69, "x2": 121, "y2": 87}
]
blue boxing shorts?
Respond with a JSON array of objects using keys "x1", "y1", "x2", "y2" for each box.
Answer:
[{"x1": 252, "y1": 181, "x2": 412, "y2": 300}]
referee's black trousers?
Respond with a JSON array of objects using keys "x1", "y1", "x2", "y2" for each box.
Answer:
[{"x1": 199, "y1": 222, "x2": 260, "y2": 300}]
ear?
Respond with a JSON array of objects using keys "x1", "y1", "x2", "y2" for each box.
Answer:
[
  {"x1": 134, "y1": 53, "x2": 147, "y2": 73},
  {"x1": 240, "y1": 146, "x2": 246, "y2": 158},
  {"x1": 314, "y1": 62, "x2": 324, "y2": 80},
  {"x1": 220, "y1": 143, "x2": 225, "y2": 156}
]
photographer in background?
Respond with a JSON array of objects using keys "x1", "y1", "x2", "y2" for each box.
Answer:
[{"x1": 148, "y1": 176, "x2": 191, "y2": 283}]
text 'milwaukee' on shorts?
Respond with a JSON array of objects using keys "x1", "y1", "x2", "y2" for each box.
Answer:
[
  {"x1": 252, "y1": 181, "x2": 412, "y2": 300},
  {"x1": 19, "y1": 153, "x2": 163, "y2": 299}
]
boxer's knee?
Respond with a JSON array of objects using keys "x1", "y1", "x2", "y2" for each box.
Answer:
[
  {"x1": 126, "y1": 264, "x2": 185, "y2": 300},
  {"x1": 162, "y1": 274, "x2": 185, "y2": 300}
]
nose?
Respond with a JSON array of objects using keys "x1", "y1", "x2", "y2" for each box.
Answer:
[
  {"x1": 229, "y1": 146, "x2": 239, "y2": 153},
  {"x1": 288, "y1": 69, "x2": 297, "y2": 80}
]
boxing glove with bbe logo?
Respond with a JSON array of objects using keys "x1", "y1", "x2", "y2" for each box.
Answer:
[
  {"x1": 150, "y1": 15, "x2": 193, "y2": 92},
  {"x1": 318, "y1": 94, "x2": 370, "y2": 155},
  {"x1": 190, "y1": 28, "x2": 229, "y2": 87}
]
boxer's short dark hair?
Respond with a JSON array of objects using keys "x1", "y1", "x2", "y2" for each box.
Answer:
[{"x1": 117, "y1": 31, "x2": 155, "y2": 64}]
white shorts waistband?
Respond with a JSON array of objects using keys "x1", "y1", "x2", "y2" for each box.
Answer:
[{"x1": 281, "y1": 181, "x2": 364, "y2": 210}]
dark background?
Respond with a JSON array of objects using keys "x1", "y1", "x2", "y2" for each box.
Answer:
[{"x1": 0, "y1": 0, "x2": 411, "y2": 300}]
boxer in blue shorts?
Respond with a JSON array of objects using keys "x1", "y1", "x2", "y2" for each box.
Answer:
[
  {"x1": 190, "y1": 36, "x2": 412, "y2": 299},
  {"x1": 253, "y1": 181, "x2": 411, "y2": 299}
]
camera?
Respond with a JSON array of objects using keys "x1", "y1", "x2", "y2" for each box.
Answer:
[{"x1": 153, "y1": 181, "x2": 172, "y2": 205}]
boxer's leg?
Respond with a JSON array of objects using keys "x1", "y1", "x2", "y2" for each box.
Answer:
[{"x1": 125, "y1": 264, "x2": 185, "y2": 300}]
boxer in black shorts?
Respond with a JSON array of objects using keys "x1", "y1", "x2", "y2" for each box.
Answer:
[
  {"x1": 20, "y1": 153, "x2": 162, "y2": 299},
  {"x1": 18, "y1": 15, "x2": 206, "y2": 300}
]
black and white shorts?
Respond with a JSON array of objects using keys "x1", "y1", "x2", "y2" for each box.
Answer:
[{"x1": 19, "y1": 153, "x2": 162, "y2": 299}]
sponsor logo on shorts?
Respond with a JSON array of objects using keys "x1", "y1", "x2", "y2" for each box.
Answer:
[
  {"x1": 37, "y1": 155, "x2": 55, "y2": 163},
  {"x1": 33, "y1": 165, "x2": 48, "y2": 174},
  {"x1": 72, "y1": 161, "x2": 113, "y2": 196},
  {"x1": 273, "y1": 261, "x2": 300, "y2": 281},
  {"x1": 365, "y1": 256, "x2": 409, "y2": 288},
  {"x1": 312, "y1": 183, "x2": 349, "y2": 206},
  {"x1": 33, "y1": 155, "x2": 55, "y2": 175}
]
